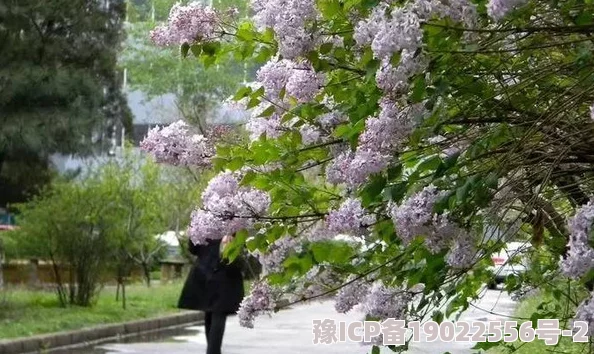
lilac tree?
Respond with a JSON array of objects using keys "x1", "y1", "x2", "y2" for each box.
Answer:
[{"x1": 142, "y1": 0, "x2": 594, "y2": 350}]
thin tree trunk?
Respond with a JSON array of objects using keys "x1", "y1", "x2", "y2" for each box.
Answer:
[
  {"x1": 142, "y1": 261, "x2": 151, "y2": 287},
  {"x1": 122, "y1": 281, "x2": 126, "y2": 310},
  {"x1": 115, "y1": 281, "x2": 120, "y2": 301},
  {"x1": 0, "y1": 238, "x2": 4, "y2": 290},
  {"x1": 49, "y1": 254, "x2": 67, "y2": 307},
  {"x1": 0, "y1": 255, "x2": 4, "y2": 290},
  {"x1": 0, "y1": 151, "x2": 5, "y2": 177}
]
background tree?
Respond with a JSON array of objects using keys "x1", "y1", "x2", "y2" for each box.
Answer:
[
  {"x1": 11, "y1": 176, "x2": 117, "y2": 307},
  {"x1": 0, "y1": 0, "x2": 132, "y2": 206},
  {"x1": 121, "y1": 0, "x2": 255, "y2": 130}
]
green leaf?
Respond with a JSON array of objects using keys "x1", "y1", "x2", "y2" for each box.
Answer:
[
  {"x1": 202, "y1": 42, "x2": 221, "y2": 56},
  {"x1": 432, "y1": 311, "x2": 444, "y2": 323},
  {"x1": 180, "y1": 43, "x2": 190, "y2": 58},
  {"x1": 233, "y1": 86, "x2": 253, "y2": 101},
  {"x1": 202, "y1": 54, "x2": 216, "y2": 68},
  {"x1": 416, "y1": 155, "x2": 441, "y2": 173},
  {"x1": 222, "y1": 229, "x2": 248, "y2": 262},
  {"x1": 311, "y1": 242, "x2": 332, "y2": 263},
  {"x1": 320, "y1": 42, "x2": 333, "y2": 55},
  {"x1": 360, "y1": 175, "x2": 386, "y2": 206},
  {"x1": 472, "y1": 341, "x2": 502, "y2": 351},
  {"x1": 190, "y1": 44, "x2": 202, "y2": 57},
  {"x1": 236, "y1": 22, "x2": 255, "y2": 41},
  {"x1": 383, "y1": 182, "x2": 407, "y2": 202},
  {"x1": 433, "y1": 153, "x2": 459, "y2": 178},
  {"x1": 258, "y1": 105, "x2": 276, "y2": 117},
  {"x1": 247, "y1": 98, "x2": 261, "y2": 109},
  {"x1": 456, "y1": 182, "x2": 471, "y2": 203},
  {"x1": 227, "y1": 157, "x2": 245, "y2": 171},
  {"x1": 410, "y1": 76, "x2": 426, "y2": 103},
  {"x1": 283, "y1": 253, "x2": 313, "y2": 274}
]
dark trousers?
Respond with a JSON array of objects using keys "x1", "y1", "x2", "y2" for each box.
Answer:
[{"x1": 204, "y1": 312, "x2": 227, "y2": 354}]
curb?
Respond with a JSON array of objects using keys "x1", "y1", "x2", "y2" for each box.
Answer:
[{"x1": 0, "y1": 311, "x2": 204, "y2": 354}]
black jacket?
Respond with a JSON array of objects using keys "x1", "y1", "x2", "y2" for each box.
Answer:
[{"x1": 178, "y1": 238, "x2": 244, "y2": 314}]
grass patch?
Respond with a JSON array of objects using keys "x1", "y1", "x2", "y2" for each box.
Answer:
[
  {"x1": 0, "y1": 282, "x2": 185, "y2": 339},
  {"x1": 0, "y1": 279, "x2": 253, "y2": 340},
  {"x1": 488, "y1": 292, "x2": 589, "y2": 354}
]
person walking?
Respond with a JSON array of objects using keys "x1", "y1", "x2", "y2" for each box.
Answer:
[{"x1": 178, "y1": 235, "x2": 244, "y2": 354}]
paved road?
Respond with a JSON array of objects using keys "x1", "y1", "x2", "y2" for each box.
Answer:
[{"x1": 99, "y1": 287, "x2": 515, "y2": 354}]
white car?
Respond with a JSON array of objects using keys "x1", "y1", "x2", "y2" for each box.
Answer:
[{"x1": 488, "y1": 241, "x2": 531, "y2": 289}]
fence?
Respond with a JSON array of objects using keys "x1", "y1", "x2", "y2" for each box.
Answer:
[{"x1": 2, "y1": 259, "x2": 154, "y2": 287}]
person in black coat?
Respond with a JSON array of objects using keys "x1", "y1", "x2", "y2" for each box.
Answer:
[{"x1": 178, "y1": 235, "x2": 244, "y2": 354}]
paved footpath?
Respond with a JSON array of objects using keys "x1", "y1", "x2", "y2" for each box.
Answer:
[{"x1": 99, "y1": 288, "x2": 515, "y2": 354}]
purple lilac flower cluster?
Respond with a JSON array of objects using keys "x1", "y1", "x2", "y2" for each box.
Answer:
[
  {"x1": 363, "y1": 281, "x2": 410, "y2": 319},
  {"x1": 486, "y1": 0, "x2": 528, "y2": 20},
  {"x1": 238, "y1": 280, "x2": 277, "y2": 328},
  {"x1": 150, "y1": 2, "x2": 219, "y2": 46},
  {"x1": 326, "y1": 101, "x2": 424, "y2": 187},
  {"x1": 573, "y1": 293, "x2": 594, "y2": 336},
  {"x1": 255, "y1": 236, "x2": 302, "y2": 274},
  {"x1": 187, "y1": 171, "x2": 271, "y2": 244},
  {"x1": 140, "y1": 120, "x2": 214, "y2": 167},
  {"x1": 251, "y1": 0, "x2": 317, "y2": 59},
  {"x1": 334, "y1": 275, "x2": 371, "y2": 313},
  {"x1": 326, "y1": 198, "x2": 376, "y2": 235},
  {"x1": 390, "y1": 185, "x2": 477, "y2": 260},
  {"x1": 354, "y1": 0, "x2": 476, "y2": 96},
  {"x1": 561, "y1": 200, "x2": 594, "y2": 279}
]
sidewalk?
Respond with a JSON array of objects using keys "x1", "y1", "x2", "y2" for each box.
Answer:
[{"x1": 99, "y1": 289, "x2": 515, "y2": 354}]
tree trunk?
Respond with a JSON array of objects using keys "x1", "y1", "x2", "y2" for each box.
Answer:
[
  {"x1": 49, "y1": 256, "x2": 67, "y2": 307},
  {"x1": 121, "y1": 281, "x2": 126, "y2": 310},
  {"x1": 115, "y1": 281, "x2": 120, "y2": 301},
  {"x1": 0, "y1": 151, "x2": 5, "y2": 177},
  {"x1": 141, "y1": 261, "x2": 151, "y2": 287},
  {"x1": 0, "y1": 238, "x2": 4, "y2": 290},
  {"x1": 0, "y1": 255, "x2": 4, "y2": 290}
]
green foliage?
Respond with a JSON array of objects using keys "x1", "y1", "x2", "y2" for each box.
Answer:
[
  {"x1": 0, "y1": 0, "x2": 130, "y2": 206},
  {"x1": 149, "y1": 0, "x2": 594, "y2": 348},
  {"x1": 10, "y1": 148, "x2": 205, "y2": 305}
]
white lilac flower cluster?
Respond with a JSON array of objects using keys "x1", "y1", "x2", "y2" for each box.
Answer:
[
  {"x1": 140, "y1": 120, "x2": 214, "y2": 167},
  {"x1": 326, "y1": 101, "x2": 424, "y2": 187},
  {"x1": 573, "y1": 293, "x2": 594, "y2": 336},
  {"x1": 390, "y1": 185, "x2": 477, "y2": 266},
  {"x1": 250, "y1": 0, "x2": 317, "y2": 59},
  {"x1": 486, "y1": 0, "x2": 528, "y2": 21},
  {"x1": 326, "y1": 198, "x2": 376, "y2": 235},
  {"x1": 560, "y1": 200, "x2": 594, "y2": 279},
  {"x1": 150, "y1": 2, "x2": 218, "y2": 46},
  {"x1": 187, "y1": 171, "x2": 271, "y2": 245},
  {"x1": 590, "y1": 103, "x2": 594, "y2": 121},
  {"x1": 238, "y1": 280, "x2": 277, "y2": 328}
]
